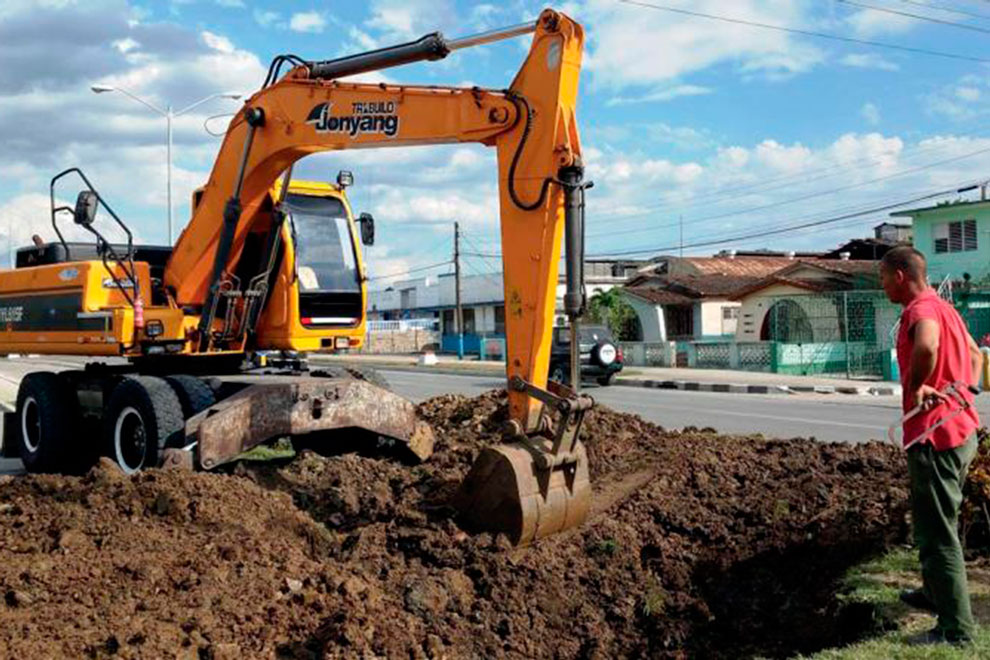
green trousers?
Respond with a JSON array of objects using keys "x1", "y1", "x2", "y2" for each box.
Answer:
[{"x1": 907, "y1": 433, "x2": 979, "y2": 639}]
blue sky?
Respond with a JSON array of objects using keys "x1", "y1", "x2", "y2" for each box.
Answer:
[{"x1": 4, "y1": 0, "x2": 990, "y2": 283}]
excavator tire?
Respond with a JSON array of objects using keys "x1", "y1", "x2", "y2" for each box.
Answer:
[
  {"x1": 15, "y1": 372, "x2": 79, "y2": 474},
  {"x1": 165, "y1": 375, "x2": 217, "y2": 418},
  {"x1": 103, "y1": 376, "x2": 184, "y2": 474}
]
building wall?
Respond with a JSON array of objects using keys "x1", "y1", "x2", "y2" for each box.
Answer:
[
  {"x1": 699, "y1": 300, "x2": 739, "y2": 337},
  {"x1": 735, "y1": 283, "x2": 812, "y2": 341},
  {"x1": 623, "y1": 293, "x2": 667, "y2": 341},
  {"x1": 907, "y1": 206, "x2": 990, "y2": 282}
]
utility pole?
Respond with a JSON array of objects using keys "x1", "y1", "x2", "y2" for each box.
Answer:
[{"x1": 454, "y1": 222, "x2": 464, "y2": 360}]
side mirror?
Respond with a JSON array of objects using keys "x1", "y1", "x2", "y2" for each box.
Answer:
[
  {"x1": 337, "y1": 170, "x2": 354, "y2": 189},
  {"x1": 359, "y1": 212, "x2": 375, "y2": 246},
  {"x1": 74, "y1": 190, "x2": 98, "y2": 226}
]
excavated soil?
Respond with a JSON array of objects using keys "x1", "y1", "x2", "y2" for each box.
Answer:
[{"x1": 0, "y1": 390, "x2": 909, "y2": 659}]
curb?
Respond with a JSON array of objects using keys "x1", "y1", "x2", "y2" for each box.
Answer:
[
  {"x1": 615, "y1": 379, "x2": 900, "y2": 396},
  {"x1": 309, "y1": 356, "x2": 901, "y2": 396}
]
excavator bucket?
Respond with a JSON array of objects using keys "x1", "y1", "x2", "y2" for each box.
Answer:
[
  {"x1": 454, "y1": 438, "x2": 590, "y2": 546},
  {"x1": 453, "y1": 378, "x2": 592, "y2": 546}
]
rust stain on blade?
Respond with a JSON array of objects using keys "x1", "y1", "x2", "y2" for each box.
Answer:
[{"x1": 190, "y1": 378, "x2": 434, "y2": 469}]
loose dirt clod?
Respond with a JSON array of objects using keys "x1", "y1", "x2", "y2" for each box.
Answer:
[{"x1": 0, "y1": 390, "x2": 908, "y2": 658}]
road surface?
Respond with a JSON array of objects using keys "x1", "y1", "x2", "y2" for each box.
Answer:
[{"x1": 2, "y1": 357, "x2": 987, "y2": 475}]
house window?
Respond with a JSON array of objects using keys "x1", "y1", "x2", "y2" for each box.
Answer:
[
  {"x1": 934, "y1": 219, "x2": 977, "y2": 254},
  {"x1": 722, "y1": 307, "x2": 739, "y2": 320},
  {"x1": 462, "y1": 308, "x2": 476, "y2": 335},
  {"x1": 494, "y1": 305, "x2": 505, "y2": 334},
  {"x1": 442, "y1": 309, "x2": 455, "y2": 334}
]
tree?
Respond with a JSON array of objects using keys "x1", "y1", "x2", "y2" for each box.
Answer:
[{"x1": 586, "y1": 288, "x2": 640, "y2": 340}]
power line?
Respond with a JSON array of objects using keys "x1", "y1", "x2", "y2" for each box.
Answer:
[
  {"x1": 898, "y1": 0, "x2": 990, "y2": 22},
  {"x1": 838, "y1": 0, "x2": 990, "y2": 35},
  {"x1": 615, "y1": 0, "x2": 990, "y2": 63},
  {"x1": 588, "y1": 144, "x2": 990, "y2": 239},
  {"x1": 587, "y1": 131, "x2": 990, "y2": 226},
  {"x1": 366, "y1": 259, "x2": 453, "y2": 282},
  {"x1": 588, "y1": 181, "x2": 981, "y2": 257}
]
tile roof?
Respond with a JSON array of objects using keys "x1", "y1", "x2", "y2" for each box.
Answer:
[
  {"x1": 624, "y1": 287, "x2": 695, "y2": 305},
  {"x1": 680, "y1": 256, "x2": 798, "y2": 278}
]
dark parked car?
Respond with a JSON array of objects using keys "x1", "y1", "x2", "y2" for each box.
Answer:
[{"x1": 549, "y1": 324, "x2": 623, "y2": 386}]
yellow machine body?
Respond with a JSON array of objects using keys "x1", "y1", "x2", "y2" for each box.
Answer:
[{"x1": 0, "y1": 180, "x2": 366, "y2": 357}]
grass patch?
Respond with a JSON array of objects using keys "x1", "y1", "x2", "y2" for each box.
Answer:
[
  {"x1": 793, "y1": 547, "x2": 990, "y2": 659},
  {"x1": 235, "y1": 439, "x2": 296, "y2": 462}
]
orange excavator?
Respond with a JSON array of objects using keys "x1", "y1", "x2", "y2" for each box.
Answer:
[{"x1": 0, "y1": 8, "x2": 591, "y2": 546}]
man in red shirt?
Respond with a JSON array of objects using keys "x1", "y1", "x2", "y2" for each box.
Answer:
[{"x1": 881, "y1": 246, "x2": 982, "y2": 645}]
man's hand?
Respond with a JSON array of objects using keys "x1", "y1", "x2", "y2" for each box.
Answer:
[{"x1": 911, "y1": 383, "x2": 949, "y2": 411}]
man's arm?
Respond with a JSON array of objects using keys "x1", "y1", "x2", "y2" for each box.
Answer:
[
  {"x1": 908, "y1": 318, "x2": 945, "y2": 408},
  {"x1": 967, "y1": 331, "x2": 983, "y2": 389}
]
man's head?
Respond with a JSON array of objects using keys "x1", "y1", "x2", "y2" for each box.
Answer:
[{"x1": 880, "y1": 246, "x2": 928, "y2": 304}]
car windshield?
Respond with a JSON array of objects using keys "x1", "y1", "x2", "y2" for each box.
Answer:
[
  {"x1": 557, "y1": 326, "x2": 614, "y2": 344},
  {"x1": 284, "y1": 192, "x2": 360, "y2": 293}
]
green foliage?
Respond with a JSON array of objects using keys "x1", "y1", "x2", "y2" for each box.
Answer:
[
  {"x1": 640, "y1": 576, "x2": 667, "y2": 617},
  {"x1": 586, "y1": 288, "x2": 640, "y2": 340},
  {"x1": 585, "y1": 538, "x2": 618, "y2": 557},
  {"x1": 961, "y1": 429, "x2": 990, "y2": 554}
]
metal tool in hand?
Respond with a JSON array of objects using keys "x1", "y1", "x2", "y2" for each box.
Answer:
[{"x1": 887, "y1": 381, "x2": 980, "y2": 450}]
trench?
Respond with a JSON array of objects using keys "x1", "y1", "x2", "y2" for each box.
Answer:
[{"x1": 683, "y1": 541, "x2": 895, "y2": 659}]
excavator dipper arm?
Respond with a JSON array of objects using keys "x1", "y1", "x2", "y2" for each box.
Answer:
[{"x1": 164, "y1": 9, "x2": 590, "y2": 545}]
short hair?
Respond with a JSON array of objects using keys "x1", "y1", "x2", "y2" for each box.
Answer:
[{"x1": 881, "y1": 246, "x2": 927, "y2": 281}]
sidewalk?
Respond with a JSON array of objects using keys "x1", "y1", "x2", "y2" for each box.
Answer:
[{"x1": 310, "y1": 354, "x2": 901, "y2": 397}]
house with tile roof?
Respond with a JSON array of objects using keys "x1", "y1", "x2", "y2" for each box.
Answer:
[
  {"x1": 622, "y1": 255, "x2": 796, "y2": 341},
  {"x1": 730, "y1": 259, "x2": 881, "y2": 342}
]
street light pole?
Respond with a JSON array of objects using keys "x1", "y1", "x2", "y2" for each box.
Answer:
[
  {"x1": 90, "y1": 85, "x2": 241, "y2": 243},
  {"x1": 166, "y1": 104, "x2": 173, "y2": 243}
]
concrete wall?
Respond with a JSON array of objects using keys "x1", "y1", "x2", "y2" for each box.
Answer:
[
  {"x1": 906, "y1": 204, "x2": 990, "y2": 282},
  {"x1": 700, "y1": 300, "x2": 739, "y2": 337},
  {"x1": 360, "y1": 328, "x2": 440, "y2": 354},
  {"x1": 735, "y1": 283, "x2": 811, "y2": 341},
  {"x1": 622, "y1": 292, "x2": 667, "y2": 341}
]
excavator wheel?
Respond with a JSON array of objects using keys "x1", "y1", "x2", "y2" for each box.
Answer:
[
  {"x1": 103, "y1": 376, "x2": 184, "y2": 474},
  {"x1": 454, "y1": 438, "x2": 591, "y2": 547},
  {"x1": 15, "y1": 372, "x2": 80, "y2": 474},
  {"x1": 165, "y1": 375, "x2": 217, "y2": 418}
]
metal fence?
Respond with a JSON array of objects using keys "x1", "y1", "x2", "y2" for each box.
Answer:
[
  {"x1": 760, "y1": 290, "x2": 900, "y2": 378},
  {"x1": 366, "y1": 318, "x2": 438, "y2": 332}
]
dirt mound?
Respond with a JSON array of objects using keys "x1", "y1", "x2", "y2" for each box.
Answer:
[{"x1": 0, "y1": 391, "x2": 909, "y2": 659}]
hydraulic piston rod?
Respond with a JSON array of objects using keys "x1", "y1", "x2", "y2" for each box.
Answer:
[
  {"x1": 560, "y1": 164, "x2": 589, "y2": 390},
  {"x1": 307, "y1": 20, "x2": 538, "y2": 81}
]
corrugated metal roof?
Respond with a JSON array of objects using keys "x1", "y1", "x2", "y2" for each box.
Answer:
[{"x1": 680, "y1": 256, "x2": 797, "y2": 277}]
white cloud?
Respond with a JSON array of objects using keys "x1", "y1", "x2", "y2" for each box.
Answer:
[
  {"x1": 364, "y1": 0, "x2": 459, "y2": 41},
  {"x1": 215, "y1": 0, "x2": 244, "y2": 7},
  {"x1": 580, "y1": 0, "x2": 823, "y2": 91},
  {"x1": 253, "y1": 9, "x2": 280, "y2": 28},
  {"x1": 957, "y1": 87, "x2": 981, "y2": 102},
  {"x1": 926, "y1": 74, "x2": 990, "y2": 120},
  {"x1": 861, "y1": 102, "x2": 880, "y2": 126},
  {"x1": 844, "y1": 8, "x2": 916, "y2": 38},
  {"x1": 839, "y1": 53, "x2": 899, "y2": 72},
  {"x1": 289, "y1": 11, "x2": 327, "y2": 34},
  {"x1": 201, "y1": 31, "x2": 234, "y2": 54},
  {"x1": 606, "y1": 84, "x2": 712, "y2": 106},
  {"x1": 112, "y1": 37, "x2": 139, "y2": 54}
]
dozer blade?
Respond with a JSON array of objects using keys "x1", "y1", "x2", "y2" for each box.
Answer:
[
  {"x1": 162, "y1": 376, "x2": 434, "y2": 470},
  {"x1": 453, "y1": 376, "x2": 593, "y2": 546},
  {"x1": 453, "y1": 437, "x2": 590, "y2": 546}
]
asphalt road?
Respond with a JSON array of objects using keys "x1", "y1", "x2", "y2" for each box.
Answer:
[
  {"x1": 380, "y1": 369, "x2": 906, "y2": 444},
  {"x1": 3, "y1": 357, "x2": 990, "y2": 475}
]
